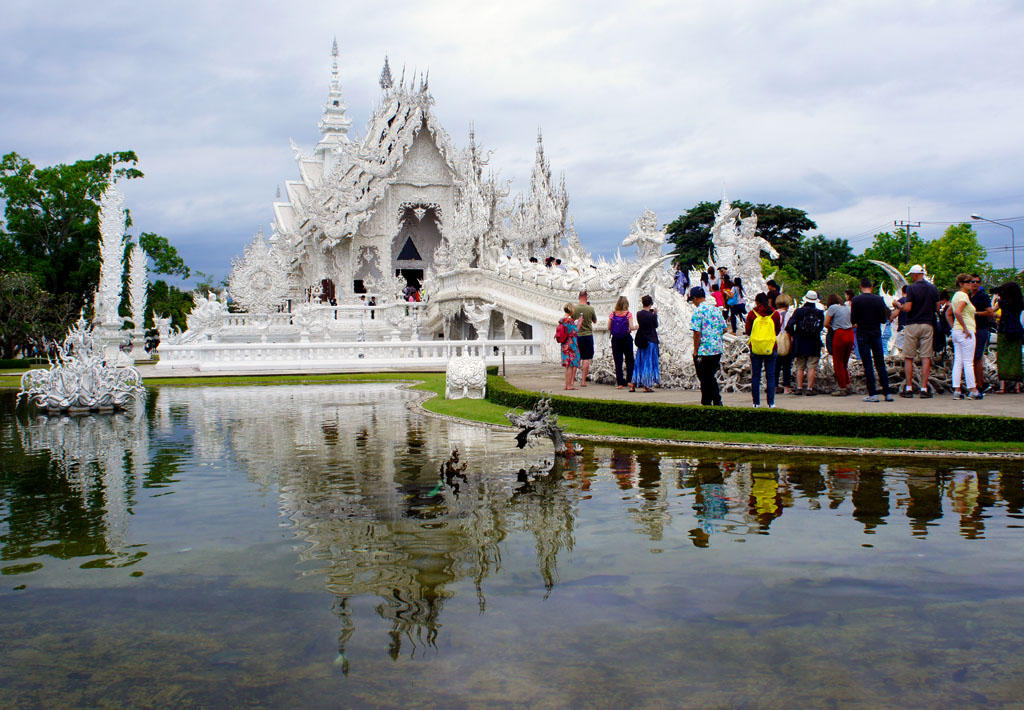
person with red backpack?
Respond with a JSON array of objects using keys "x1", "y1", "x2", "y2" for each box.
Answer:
[
  {"x1": 744, "y1": 292, "x2": 782, "y2": 408},
  {"x1": 556, "y1": 303, "x2": 581, "y2": 390},
  {"x1": 608, "y1": 295, "x2": 636, "y2": 389}
]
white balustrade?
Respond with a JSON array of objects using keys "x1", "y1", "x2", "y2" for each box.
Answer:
[{"x1": 155, "y1": 337, "x2": 540, "y2": 372}]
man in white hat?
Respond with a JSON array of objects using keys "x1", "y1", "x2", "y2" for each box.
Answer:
[
  {"x1": 784, "y1": 291, "x2": 825, "y2": 395},
  {"x1": 892, "y1": 265, "x2": 940, "y2": 397}
]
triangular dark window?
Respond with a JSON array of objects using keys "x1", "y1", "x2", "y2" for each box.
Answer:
[{"x1": 397, "y1": 237, "x2": 422, "y2": 261}]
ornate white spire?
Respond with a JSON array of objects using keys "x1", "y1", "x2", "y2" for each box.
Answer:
[
  {"x1": 128, "y1": 243, "x2": 148, "y2": 333},
  {"x1": 317, "y1": 38, "x2": 352, "y2": 151},
  {"x1": 379, "y1": 55, "x2": 393, "y2": 91},
  {"x1": 93, "y1": 172, "x2": 127, "y2": 327}
]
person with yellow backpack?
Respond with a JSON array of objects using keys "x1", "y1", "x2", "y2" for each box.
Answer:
[{"x1": 744, "y1": 292, "x2": 783, "y2": 408}]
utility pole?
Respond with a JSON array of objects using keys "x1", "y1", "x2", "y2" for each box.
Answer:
[{"x1": 895, "y1": 209, "x2": 920, "y2": 262}]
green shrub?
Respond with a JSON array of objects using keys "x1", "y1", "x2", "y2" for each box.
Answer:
[
  {"x1": 486, "y1": 376, "x2": 1024, "y2": 443},
  {"x1": 0, "y1": 358, "x2": 46, "y2": 369}
]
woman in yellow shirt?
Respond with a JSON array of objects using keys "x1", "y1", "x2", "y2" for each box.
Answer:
[{"x1": 951, "y1": 273, "x2": 982, "y2": 400}]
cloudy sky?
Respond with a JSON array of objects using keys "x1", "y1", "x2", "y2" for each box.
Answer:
[{"x1": 3, "y1": 0, "x2": 1023, "y2": 282}]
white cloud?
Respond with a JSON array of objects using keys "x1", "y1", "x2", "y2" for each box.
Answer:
[{"x1": 3, "y1": 0, "x2": 1024, "y2": 276}]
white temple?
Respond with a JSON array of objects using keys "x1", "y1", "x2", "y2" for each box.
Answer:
[{"x1": 156, "y1": 44, "x2": 778, "y2": 379}]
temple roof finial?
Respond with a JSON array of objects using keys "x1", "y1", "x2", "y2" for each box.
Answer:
[
  {"x1": 379, "y1": 55, "x2": 393, "y2": 90},
  {"x1": 317, "y1": 38, "x2": 352, "y2": 150}
]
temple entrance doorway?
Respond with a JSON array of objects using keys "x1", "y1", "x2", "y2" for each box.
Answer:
[
  {"x1": 393, "y1": 204, "x2": 442, "y2": 279},
  {"x1": 397, "y1": 269, "x2": 423, "y2": 289}
]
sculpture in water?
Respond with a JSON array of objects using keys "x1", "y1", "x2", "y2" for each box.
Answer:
[
  {"x1": 506, "y1": 397, "x2": 580, "y2": 456},
  {"x1": 19, "y1": 318, "x2": 145, "y2": 413}
]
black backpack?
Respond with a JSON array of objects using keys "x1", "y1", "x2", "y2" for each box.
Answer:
[{"x1": 796, "y1": 307, "x2": 823, "y2": 336}]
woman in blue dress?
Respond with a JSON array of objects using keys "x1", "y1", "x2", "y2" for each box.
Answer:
[
  {"x1": 631, "y1": 294, "x2": 660, "y2": 392},
  {"x1": 559, "y1": 303, "x2": 581, "y2": 390}
]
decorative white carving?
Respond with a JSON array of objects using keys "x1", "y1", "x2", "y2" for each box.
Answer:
[
  {"x1": 229, "y1": 229, "x2": 289, "y2": 313},
  {"x1": 93, "y1": 176, "x2": 127, "y2": 328},
  {"x1": 18, "y1": 318, "x2": 145, "y2": 412},
  {"x1": 445, "y1": 355, "x2": 487, "y2": 399},
  {"x1": 127, "y1": 243, "x2": 148, "y2": 331},
  {"x1": 181, "y1": 292, "x2": 228, "y2": 343}
]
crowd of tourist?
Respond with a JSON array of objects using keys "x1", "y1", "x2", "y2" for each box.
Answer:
[{"x1": 554, "y1": 265, "x2": 1024, "y2": 407}]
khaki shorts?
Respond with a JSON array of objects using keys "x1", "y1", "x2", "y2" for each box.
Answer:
[
  {"x1": 902, "y1": 323, "x2": 934, "y2": 360},
  {"x1": 794, "y1": 354, "x2": 819, "y2": 371}
]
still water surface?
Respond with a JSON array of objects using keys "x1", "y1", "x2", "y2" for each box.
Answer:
[{"x1": 2, "y1": 383, "x2": 1023, "y2": 708}]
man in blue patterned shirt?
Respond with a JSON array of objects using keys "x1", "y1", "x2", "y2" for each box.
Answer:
[{"x1": 689, "y1": 287, "x2": 727, "y2": 406}]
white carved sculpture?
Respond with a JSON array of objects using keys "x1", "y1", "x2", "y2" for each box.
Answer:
[
  {"x1": 93, "y1": 175, "x2": 127, "y2": 329},
  {"x1": 229, "y1": 228, "x2": 289, "y2": 313},
  {"x1": 462, "y1": 301, "x2": 496, "y2": 340},
  {"x1": 445, "y1": 355, "x2": 487, "y2": 399},
  {"x1": 180, "y1": 292, "x2": 228, "y2": 343},
  {"x1": 19, "y1": 318, "x2": 145, "y2": 413},
  {"x1": 621, "y1": 209, "x2": 666, "y2": 263},
  {"x1": 127, "y1": 243, "x2": 148, "y2": 357}
]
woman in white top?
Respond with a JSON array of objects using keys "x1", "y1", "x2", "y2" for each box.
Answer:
[{"x1": 950, "y1": 272, "x2": 982, "y2": 400}]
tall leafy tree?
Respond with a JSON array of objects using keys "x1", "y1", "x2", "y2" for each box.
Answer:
[
  {"x1": 790, "y1": 235, "x2": 853, "y2": 282},
  {"x1": 0, "y1": 272, "x2": 75, "y2": 359},
  {"x1": 862, "y1": 228, "x2": 926, "y2": 269},
  {"x1": 0, "y1": 151, "x2": 191, "y2": 335},
  {"x1": 666, "y1": 200, "x2": 817, "y2": 269},
  {"x1": 917, "y1": 223, "x2": 987, "y2": 289},
  {"x1": 0, "y1": 151, "x2": 143, "y2": 306}
]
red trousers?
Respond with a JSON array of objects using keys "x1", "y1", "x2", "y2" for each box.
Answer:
[{"x1": 832, "y1": 328, "x2": 855, "y2": 388}]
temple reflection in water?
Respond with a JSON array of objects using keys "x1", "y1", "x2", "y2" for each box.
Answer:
[{"x1": 3, "y1": 383, "x2": 1023, "y2": 669}]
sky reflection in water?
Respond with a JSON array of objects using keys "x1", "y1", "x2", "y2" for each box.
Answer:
[{"x1": 1, "y1": 383, "x2": 1023, "y2": 709}]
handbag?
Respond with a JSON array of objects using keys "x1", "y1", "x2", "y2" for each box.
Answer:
[{"x1": 776, "y1": 310, "x2": 792, "y2": 356}]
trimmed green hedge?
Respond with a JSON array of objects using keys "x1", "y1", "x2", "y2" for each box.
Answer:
[
  {"x1": 486, "y1": 365, "x2": 499, "y2": 376},
  {"x1": 0, "y1": 358, "x2": 46, "y2": 369},
  {"x1": 486, "y1": 375, "x2": 1024, "y2": 443}
]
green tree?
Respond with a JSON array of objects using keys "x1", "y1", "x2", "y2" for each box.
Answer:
[
  {"x1": 862, "y1": 228, "x2": 926, "y2": 270},
  {"x1": 146, "y1": 280, "x2": 194, "y2": 330},
  {"x1": 0, "y1": 151, "x2": 191, "y2": 335},
  {"x1": 0, "y1": 272, "x2": 77, "y2": 358},
  {"x1": 918, "y1": 223, "x2": 988, "y2": 290},
  {"x1": 0, "y1": 151, "x2": 143, "y2": 306},
  {"x1": 666, "y1": 200, "x2": 817, "y2": 269},
  {"x1": 790, "y1": 235, "x2": 853, "y2": 282},
  {"x1": 139, "y1": 232, "x2": 191, "y2": 279},
  {"x1": 811, "y1": 270, "x2": 860, "y2": 301},
  {"x1": 768, "y1": 262, "x2": 809, "y2": 302}
]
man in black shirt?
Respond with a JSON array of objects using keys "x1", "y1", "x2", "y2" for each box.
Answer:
[
  {"x1": 970, "y1": 274, "x2": 997, "y2": 392},
  {"x1": 850, "y1": 277, "x2": 893, "y2": 402},
  {"x1": 892, "y1": 265, "x2": 940, "y2": 397}
]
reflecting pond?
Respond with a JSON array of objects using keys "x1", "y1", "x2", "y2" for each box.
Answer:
[{"x1": 2, "y1": 383, "x2": 1024, "y2": 708}]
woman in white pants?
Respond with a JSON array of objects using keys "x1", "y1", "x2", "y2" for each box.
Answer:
[{"x1": 951, "y1": 272, "x2": 983, "y2": 400}]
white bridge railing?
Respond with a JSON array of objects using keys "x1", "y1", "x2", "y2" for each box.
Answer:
[
  {"x1": 222, "y1": 301, "x2": 431, "y2": 329},
  {"x1": 154, "y1": 338, "x2": 542, "y2": 372}
]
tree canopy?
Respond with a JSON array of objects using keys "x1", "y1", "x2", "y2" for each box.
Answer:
[
  {"x1": 918, "y1": 223, "x2": 987, "y2": 289},
  {"x1": 0, "y1": 151, "x2": 193, "y2": 356}
]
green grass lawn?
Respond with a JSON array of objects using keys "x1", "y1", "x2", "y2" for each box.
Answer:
[{"x1": 3, "y1": 371, "x2": 1022, "y2": 455}]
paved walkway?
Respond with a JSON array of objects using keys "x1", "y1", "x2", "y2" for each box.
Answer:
[{"x1": 501, "y1": 364, "x2": 1024, "y2": 419}]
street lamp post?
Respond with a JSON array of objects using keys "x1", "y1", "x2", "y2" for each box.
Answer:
[{"x1": 971, "y1": 214, "x2": 1017, "y2": 272}]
